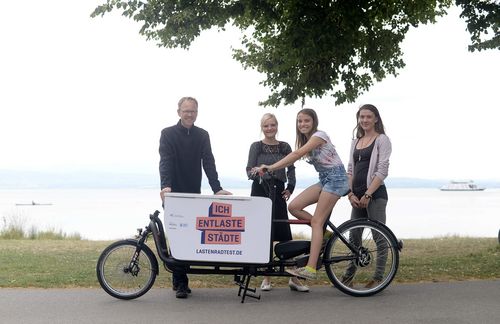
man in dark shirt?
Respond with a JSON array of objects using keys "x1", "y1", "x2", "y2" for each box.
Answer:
[{"x1": 159, "y1": 96, "x2": 231, "y2": 298}]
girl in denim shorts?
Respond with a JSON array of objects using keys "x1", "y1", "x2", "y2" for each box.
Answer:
[{"x1": 255, "y1": 108, "x2": 349, "y2": 281}]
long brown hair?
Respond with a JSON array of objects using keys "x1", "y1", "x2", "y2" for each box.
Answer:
[
  {"x1": 353, "y1": 104, "x2": 386, "y2": 139},
  {"x1": 295, "y1": 108, "x2": 319, "y2": 152}
]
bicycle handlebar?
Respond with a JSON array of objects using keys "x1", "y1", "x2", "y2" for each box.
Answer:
[
  {"x1": 150, "y1": 210, "x2": 160, "y2": 220},
  {"x1": 257, "y1": 169, "x2": 275, "y2": 185}
]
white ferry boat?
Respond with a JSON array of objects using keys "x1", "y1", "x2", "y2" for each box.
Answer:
[{"x1": 440, "y1": 180, "x2": 485, "y2": 191}]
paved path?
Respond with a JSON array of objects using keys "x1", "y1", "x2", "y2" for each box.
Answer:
[{"x1": 2, "y1": 280, "x2": 499, "y2": 324}]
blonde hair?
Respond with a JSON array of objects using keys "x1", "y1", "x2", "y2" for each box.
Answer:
[
  {"x1": 260, "y1": 113, "x2": 279, "y2": 139},
  {"x1": 260, "y1": 113, "x2": 278, "y2": 128}
]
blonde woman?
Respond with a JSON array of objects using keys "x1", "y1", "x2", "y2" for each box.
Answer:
[{"x1": 246, "y1": 113, "x2": 309, "y2": 292}]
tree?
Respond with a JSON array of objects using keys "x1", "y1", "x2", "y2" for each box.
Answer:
[
  {"x1": 457, "y1": 0, "x2": 500, "y2": 52},
  {"x1": 91, "y1": 1, "x2": 500, "y2": 107}
]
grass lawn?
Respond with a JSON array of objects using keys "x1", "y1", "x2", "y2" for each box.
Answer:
[{"x1": 0, "y1": 237, "x2": 498, "y2": 288}]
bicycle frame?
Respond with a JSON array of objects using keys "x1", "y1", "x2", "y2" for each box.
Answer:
[
  {"x1": 97, "y1": 174, "x2": 402, "y2": 302},
  {"x1": 121, "y1": 173, "x2": 402, "y2": 303}
]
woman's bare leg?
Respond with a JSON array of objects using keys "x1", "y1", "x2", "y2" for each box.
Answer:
[
  {"x1": 287, "y1": 184, "x2": 322, "y2": 221},
  {"x1": 306, "y1": 191, "x2": 340, "y2": 269}
]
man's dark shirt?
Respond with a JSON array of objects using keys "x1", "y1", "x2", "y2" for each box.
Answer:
[{"x1": 159, "y1": 120, "x2": 222, "y2": 194}]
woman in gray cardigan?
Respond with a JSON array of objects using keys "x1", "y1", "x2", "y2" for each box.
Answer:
[{"x1": 345, "y1": 104, "x2": 392, "y2": 288}]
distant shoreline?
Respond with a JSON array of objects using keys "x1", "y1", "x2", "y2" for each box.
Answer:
[{"x1": 1, "y1": 169, "x2": 500, "y2": 189}]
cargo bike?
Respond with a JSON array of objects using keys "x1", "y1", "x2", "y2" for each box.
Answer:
[{"x1": 96, "y1": 176, "x2": 402, "y2": 303}]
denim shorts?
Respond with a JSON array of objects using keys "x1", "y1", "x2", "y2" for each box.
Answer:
[{"x1": 317, "y1": 165, "x2": 350, "y2": 197}]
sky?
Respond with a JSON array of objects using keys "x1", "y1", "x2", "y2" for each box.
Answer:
[{"x1": 1, "y1": 1, "x2": 499, "y2": 183}]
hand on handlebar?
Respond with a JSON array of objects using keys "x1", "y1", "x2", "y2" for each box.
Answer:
[
  {"x1": 252, "y1": 165, "x2": 270, "y2": 177},
  {"x1": 249, "y1": 167, "x2": 259, "y2": 178}
]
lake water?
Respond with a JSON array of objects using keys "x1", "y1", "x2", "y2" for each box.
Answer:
[{"x1": 1, "y1": 188, "x2": 499, "y2": 240}]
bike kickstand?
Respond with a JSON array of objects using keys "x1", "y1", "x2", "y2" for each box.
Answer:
[{"x1": 234, "y1": 274, "x2": 260, "y2": 303}]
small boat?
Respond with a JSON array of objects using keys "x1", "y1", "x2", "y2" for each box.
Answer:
[
  {"x1": 440, "y1": 180, "x2": 485, "y2": 191},
  {"x1": 15, "y1": 201, "x2": 53, "y2": 206}
]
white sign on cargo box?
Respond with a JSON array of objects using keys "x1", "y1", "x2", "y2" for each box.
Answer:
[{"x1": 163, "y1": 193, "x2": 272, "y2": 264}]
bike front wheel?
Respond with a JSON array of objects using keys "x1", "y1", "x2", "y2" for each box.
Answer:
[
  {"x1": 324, "y1": 219, "x2": 399, "y2": 297},
  {"x1": 96, "y1": 239, "x2": 158, "y2": 300}
]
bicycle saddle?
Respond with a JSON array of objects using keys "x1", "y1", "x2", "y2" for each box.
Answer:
[{"x1": 274, "y1": 240, "x2": 310, "y2": 260}]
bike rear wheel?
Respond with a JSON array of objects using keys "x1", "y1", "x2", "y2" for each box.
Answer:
[
  {"x1": 96, "y1": 239, "x2": 158, "y2": 300},
  {"x1": 324, "y1": 219, "x2": 399, "y2": 297}
]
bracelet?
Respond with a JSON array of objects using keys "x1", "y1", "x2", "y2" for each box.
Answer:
[{"x1": 364, "y1": 193, "x2": 372, "y2": 199}]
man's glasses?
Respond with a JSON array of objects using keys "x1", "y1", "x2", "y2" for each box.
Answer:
[{"x1": 180, "y1": 110, "x2": 198, "y2": 115}]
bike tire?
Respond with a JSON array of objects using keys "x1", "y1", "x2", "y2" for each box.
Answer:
[
  {"x1": 96, "y1": 239, "x2": 158, "y2": 300},
  {"x1": 324, "y1": 219, "x2": 399, "y2": 297}
]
